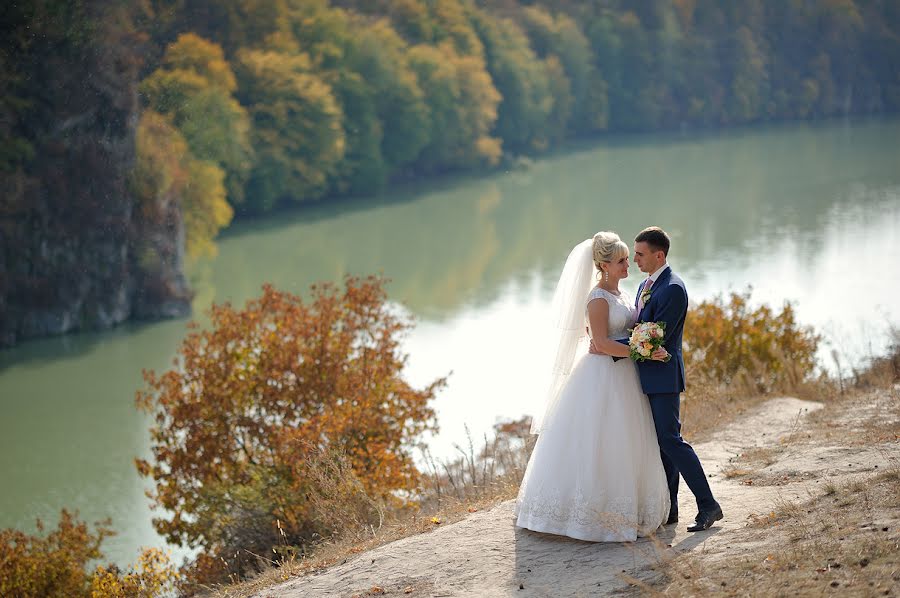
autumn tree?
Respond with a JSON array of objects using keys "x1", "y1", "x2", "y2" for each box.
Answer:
[
  {"x1": 137, "y1": 34, "x2": 238, "y2": 258},
  {"x1": 136, "y1": 0, "x2": 900, "y2": 179},
  {"x1": 135, "y1": 276, "x2": 444, "y2": 582},
  {"x1": 425, "y1": 0, "x2": 484, "y2": 56},
  {"x1": 133, "y1": 110, "x2": 233, "y2": 259},
  {"x1": 140, "y1": 33, "x2": 254, "y2": 206}
]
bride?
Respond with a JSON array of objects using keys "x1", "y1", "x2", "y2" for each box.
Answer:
[{"x1": 515, "y1": 232, "x2": 670, "y2": 542}]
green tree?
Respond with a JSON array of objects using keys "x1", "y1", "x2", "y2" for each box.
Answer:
[
  {"x1": 542, "y1": 55, "x2": 574, "y2": 145},
  {"x1": 327, "y1": 21, "x2": 435, "y2": 193},
  {"x1": 587, "y1": 12, "x2": 626, "y2": 127},
  {"x1": 234, "y1": 47, "x2": 345, "y2": 211},
  {"x1": 382, "y1": 0, "x2": 434, "y2": 42},
  {"x1": 408, "y1": 43, "x2": 502, "y2": 172},
  {"x1": 519, "y1": 6, "x2": 606, "y2": 134},
  {"x1": 274, "y1": 3, "x2": 428, "y2": 194},
  {"x1": 427, "y1": 0, "x2": 484, "y2": 56},
  {"x1": 615, "y1": 12, "x2": 662, "y2": 130},
  {"x1": 728, "y1": 27, "x2": 768, "y2": 123},
  {"x1": 140, "y1": 33, "x2": 254, "y2": 206},
  {"x1": 351, "y1": 19, "x2": 431, "y2": 172},
  {"x1": 472, "y1": 11, "x2": 554, "y2": 152},
  {"x1": 277, "y1": 4, "x2": 363, "y2": 196},
  {"x1": 144, "y1": 0, "x2": 285, "y2": 56}
]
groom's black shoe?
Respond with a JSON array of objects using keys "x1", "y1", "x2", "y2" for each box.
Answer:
[
  {"x1": 687, "y1": 504, "x2": 723, "y2": 532},
  {"x1": 666, "y1": 505, "x2": 678, "y2": 525}
]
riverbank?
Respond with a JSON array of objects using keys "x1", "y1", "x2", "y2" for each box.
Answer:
[{"x1": 211, "y1": 380, "x2": 898, "y2": 597}]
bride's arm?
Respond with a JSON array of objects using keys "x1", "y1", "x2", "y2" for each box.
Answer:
[{"x1": 587, "y1": 298, "x2": 631, "y2": 358}]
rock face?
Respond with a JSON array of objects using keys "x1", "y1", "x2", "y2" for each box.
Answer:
[{"x1": 0, "y1": 2, "x2": 191, "y2": 348}]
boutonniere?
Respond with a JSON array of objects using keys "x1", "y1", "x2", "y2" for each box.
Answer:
[{"x1": 640, "y1": 288, "x2": 652, "y2": 305}]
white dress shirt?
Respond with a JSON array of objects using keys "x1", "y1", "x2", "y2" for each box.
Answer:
[{"x1": 646, "y1": 263, "x2": 670, "y2": 287}]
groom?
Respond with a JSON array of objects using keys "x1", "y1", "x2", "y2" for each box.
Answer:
[{"x1": 592, "y1": 226, "x2": 723, "y2": 532}]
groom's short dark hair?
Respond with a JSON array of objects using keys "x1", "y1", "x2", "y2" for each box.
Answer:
[{"x1": 635, "y1": 227, "x2": 670, "y2": 256}]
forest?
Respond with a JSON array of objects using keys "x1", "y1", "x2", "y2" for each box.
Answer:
[{"x1": 2, "y1": 0, "x2": 899, "y2": 344}]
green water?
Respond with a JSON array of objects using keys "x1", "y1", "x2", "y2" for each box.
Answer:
[{"x1": 2, "y1": 117, "x2": 899, "y2": 565}]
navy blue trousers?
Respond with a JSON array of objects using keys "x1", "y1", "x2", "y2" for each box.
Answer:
[{"x1": 648, "y1": 392, "x2": 717, "y2": 513}]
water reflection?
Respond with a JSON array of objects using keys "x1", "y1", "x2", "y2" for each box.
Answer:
[
  {"x1": 196, "y1": 119, "x2": 900, "y2": 320},
  {"x1": 0, "y1": 318, "x2": 195, "y2": 564}
]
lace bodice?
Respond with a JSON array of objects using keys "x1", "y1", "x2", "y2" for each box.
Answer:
[{"x1": 585, "y1": 287, "x2": 636, "y2": 340}]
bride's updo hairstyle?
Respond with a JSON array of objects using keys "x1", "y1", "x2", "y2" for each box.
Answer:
[{"x1": 592, "y1": 231, "x2": 629, "y2": 272}]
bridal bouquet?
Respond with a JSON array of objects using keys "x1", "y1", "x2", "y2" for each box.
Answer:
[{"x1": 629, "y1": 322, "x2": 670, "y2": 362}]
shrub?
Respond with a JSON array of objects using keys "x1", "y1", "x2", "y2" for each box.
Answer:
[
  {"x1": 850, "y1": 325, "x2": 900, "y2": 389},
  {"x1": 684, "y1": 289, "x2": 821, "y2": 394},
  {"x1": 0, "y1": 510, "x2": 177, "y2": 598},
  {"x1": 90, "y1": 548, "x2": 179, "y2": 597},
  {"x1": 135, "y1": 276, "x2": 445, "y2": 585}
]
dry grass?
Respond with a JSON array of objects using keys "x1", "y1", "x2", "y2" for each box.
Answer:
[
  {"x1": 650, "y1": 469, "x2": 900, "y2": 597},
  {"x1": 202, "y1": 421, "x2": 534, "y2": 598},
  {"x1": 645, "y1": 340, "x2": 900, "y2": 598},
  {"x1": 679, "y1": 371, "x2": 838, "y2": 445},
  {"x1": 719, "y1": 411, "x2": 810, "y2": 485}
]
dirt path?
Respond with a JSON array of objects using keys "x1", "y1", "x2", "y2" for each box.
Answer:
[{"x1": 253, "y1": 396, "x2": 899, "y2": 597}]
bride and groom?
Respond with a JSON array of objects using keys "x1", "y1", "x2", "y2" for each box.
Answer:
[{"x1": 515, "y1": 227, "x2": 723, "y2": 542}]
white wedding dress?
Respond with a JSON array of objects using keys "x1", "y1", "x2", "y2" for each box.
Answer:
[{"x1": 515, "y1": 287, "x2": 670, "y2": 542}]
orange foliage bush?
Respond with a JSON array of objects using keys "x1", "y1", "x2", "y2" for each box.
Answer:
[
  {"x1": 684, "y1": 289, "x2": 822, "y2": 393},
  {"x1": 135, "y1": 276, "x2": 445, "y2": 584},
  {"x1": 90, "y1": 547, "x2": 179, "y2": 598},
  {"x1": 0, "y1": 510, "x2": 108, "y2": 597},
  {"x1": 0, "y1": 510, "x2": 177, "y2": 598}
]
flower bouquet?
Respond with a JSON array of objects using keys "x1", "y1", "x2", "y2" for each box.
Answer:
[{"x1": 629, "y1": 321, "x2": 670, "y2": 362}]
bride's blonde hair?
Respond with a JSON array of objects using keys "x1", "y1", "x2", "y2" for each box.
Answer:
[{"x1": 592, "y1": 231, "x2": 629, "y2": 272}]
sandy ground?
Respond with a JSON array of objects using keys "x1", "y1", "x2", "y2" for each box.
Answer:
[{"x1": 251, "y1": 396, "x2": 900, "y2": 598}]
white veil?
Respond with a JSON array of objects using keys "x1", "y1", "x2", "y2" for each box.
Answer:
[{"x1": 530, "y1": 238, "x2": 598, "y2": 434}]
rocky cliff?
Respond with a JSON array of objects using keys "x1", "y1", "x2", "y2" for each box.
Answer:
[{"x1": 0, "y1": 1, "x2": 191, "y2": 348}]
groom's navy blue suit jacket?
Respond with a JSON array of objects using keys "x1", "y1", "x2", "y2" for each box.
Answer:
[{"x1": 634, "y1": 267, "x2": 687, "y2": 395}]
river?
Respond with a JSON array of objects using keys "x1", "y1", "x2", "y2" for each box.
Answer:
[{"x1": 1, "y1": 117, "x2": 898, "y2": 566}]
